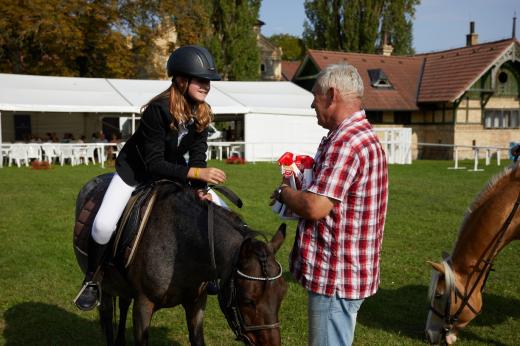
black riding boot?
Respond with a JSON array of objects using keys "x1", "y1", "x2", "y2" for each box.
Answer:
[{"x1": 74, "y1": 240, "x2": 108, "y2": 311}]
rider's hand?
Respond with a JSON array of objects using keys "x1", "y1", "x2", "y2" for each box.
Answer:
[{"x1": 189, "y1": 167, "x2": 226, "y2": 185}]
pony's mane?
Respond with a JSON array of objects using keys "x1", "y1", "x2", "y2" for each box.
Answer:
[
  {"x1": 458, "y1": 162, "x2": 520, "y2": 237},
  {"x1": 158, "y1": 182, "x2": 265, "y2": 241}
]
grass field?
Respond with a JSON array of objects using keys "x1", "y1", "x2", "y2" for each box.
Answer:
[{"x1": 1, "y1": 160, "x2": 519, "y2": 346}]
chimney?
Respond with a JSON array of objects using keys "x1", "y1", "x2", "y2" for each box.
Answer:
[
  {"x1": 466, "y1": 21, "x2": 478, "y2": 46},
  {"x1": 513, "y1": 14, "x2": 517, "y2": 39},
  {"x1": 377, "y1": 31, "x2": 394, "y2": 56}
]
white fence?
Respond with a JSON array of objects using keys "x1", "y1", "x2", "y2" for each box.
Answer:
[
  {"x1": 418, "y1": 143, "x2": 511, "y2": 171},
  {"x1": 2, "y1": 128, "x2": 413, "y2": 169},
  {"x1": 218, "y1": 127, "x2": 412, "y2": 164}
]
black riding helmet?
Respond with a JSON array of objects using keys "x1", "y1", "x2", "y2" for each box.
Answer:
[{"x1": 167, "y1": 45, "x2": 221, "y2": 81}]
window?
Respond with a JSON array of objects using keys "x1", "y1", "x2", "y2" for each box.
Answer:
[
  {"x1": 366, "y1": 111, "x2": 383, "y2": 124},
  {"x1": 368, "y1": 69, "x2": 393, "y2": 89},
  {"x1": 484, "y1": 109, "x2": 520, "y2": 129},
  {"x1": 394, "y1": 111, "x2": 411, "y2": 125}
]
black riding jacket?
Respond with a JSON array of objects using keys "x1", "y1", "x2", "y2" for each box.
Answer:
[{"x1": 116, "y1": 97, "x2": 208, "y2": 189}]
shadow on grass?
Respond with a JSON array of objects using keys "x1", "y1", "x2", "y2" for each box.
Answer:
[
  {"x1": 3, "y1": 301, "x2": 181, "y2": 345},
  {"x1": 358, "y1": 285, "x2": 520, "y2": 345}
]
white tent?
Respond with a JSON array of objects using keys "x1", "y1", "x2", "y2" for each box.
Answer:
[
  {"x1": 0, "y1": 73, "x2": 322, "y2": 165},
  {"x1": 213, "y1": 81, "x2": 326, "y2": 161}
]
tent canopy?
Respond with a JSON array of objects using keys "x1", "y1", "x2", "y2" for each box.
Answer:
[{"x1": 0, "y1": 73, "x2": 313, "y2": 116}]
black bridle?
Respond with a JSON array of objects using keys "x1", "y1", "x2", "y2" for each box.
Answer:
[
  {"x1": 218, "y1": 259, "x2": 283, "y2": 345},
  {"x1": 205, "y1": 185, "x2": 283, "y2": 345},
  {"x1": 429, "y1": 188, "x2": 520, "y2": 334}
]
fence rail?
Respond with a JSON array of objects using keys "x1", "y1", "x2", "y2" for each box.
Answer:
[{"x1": 417, "y1": 143, "x2": 511, "y2": 171}]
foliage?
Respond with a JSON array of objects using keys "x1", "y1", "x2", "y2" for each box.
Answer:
[
  {"x1": 206, "y1": 0, "x2": 261, "y2": 80},
  {"x1": 303, "y1": 0, "x2": 420, "y2": 55},
  {"x1": 0, "y1": 0, "x2": 262, "y2": 80},
  {"x1": 268, "y1": 34, "x2": 305, "y2": 61},
  {"x1": 1, "y1": 160, "x2": 520, "y2": 345}
]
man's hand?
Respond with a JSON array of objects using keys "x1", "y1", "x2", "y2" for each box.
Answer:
[{"x1": 269, "y1": 183, "x2": 289, "y2": 206}]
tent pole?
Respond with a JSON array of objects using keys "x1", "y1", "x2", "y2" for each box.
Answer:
[{"x1": 132, "y1": 113, "x2": 135, "y2": 134}]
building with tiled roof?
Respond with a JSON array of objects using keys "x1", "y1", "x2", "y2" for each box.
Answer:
[
  {"x1": 293, "y1": 22, "x2": 520, "y2": 159},
  {"x1": 281, "y1": 61, "x2": 301, "y2": 81}
]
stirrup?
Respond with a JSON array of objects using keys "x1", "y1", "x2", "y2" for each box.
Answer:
[{"x1": 73, "y1": 281, "x2": 101, "y2": 311}]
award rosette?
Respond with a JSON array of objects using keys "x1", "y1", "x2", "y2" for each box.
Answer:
[{"x1": 272, "y1": 152, "x2": 314, "y2": 220}]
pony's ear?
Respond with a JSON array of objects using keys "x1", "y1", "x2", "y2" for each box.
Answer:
[
  {"x1": 427, "y1": 261, "x2": 445, "y2": 274},
  {"x1": 268, "y1": 223, "x2": 286, "y2": 254}
]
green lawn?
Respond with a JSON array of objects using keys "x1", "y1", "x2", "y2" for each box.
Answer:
[{"x1": 1, "y1": 160, "x2": 519, "y2": 345}]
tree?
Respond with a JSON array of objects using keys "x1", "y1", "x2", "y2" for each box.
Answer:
[
  {"x1": 206, "y1": 0, "x2": 261, "y2": 80},
  {"x1": 268, "y1": 34, "x2": 305, "y2": 61},
  {"x1": 303, "y1": 0, "x2": 420, "y2": 55},
  {"x1": 0, "y1": 0, "x2": 263, "y2": 79}
]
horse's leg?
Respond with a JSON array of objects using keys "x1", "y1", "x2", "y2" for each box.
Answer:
[
  {"x1": 115, "y1": 297, "x2": 131, "y2": 346},
  {"x1": 182, "y1": 286, "x2": 208, "y2": 346},
  {"x1": 132, "y1": 295, "x2": 155, "y2": 346},
  {"x1": 99, "y1": 293, "x2": 114, "y2": 345}
]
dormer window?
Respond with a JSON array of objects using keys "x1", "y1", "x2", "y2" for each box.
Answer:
[{"x1": 368, "y1": 69, "x2": 393, "y2": 88}]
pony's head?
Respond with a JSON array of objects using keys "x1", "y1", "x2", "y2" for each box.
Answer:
[
  {"x1": 218, "y1": 223, "x2": 288, "y2": 346},
  {"x1": 425, "y1": 258, "x2": 482, "y2": 345}
]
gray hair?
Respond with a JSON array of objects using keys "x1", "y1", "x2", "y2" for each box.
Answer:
[{"x1": 313, "y1": 63, "x2": 364, "y2": 98}]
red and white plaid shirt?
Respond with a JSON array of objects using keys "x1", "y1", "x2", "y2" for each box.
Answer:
[{"x1": 289, "y1": 110, "x2": 388, "y2": 299}]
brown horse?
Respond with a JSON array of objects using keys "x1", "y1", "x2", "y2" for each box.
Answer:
[
  {"x1": 425, "y1": 163, "x2": 520, "y2": 344},
  {"x1": 74, "y1": 174, "x2": 288, "y2": 345}
]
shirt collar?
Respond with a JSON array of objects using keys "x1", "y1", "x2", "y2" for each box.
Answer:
[{"x1": 323, "y1": 110, "x2": 366, "y2": 143}]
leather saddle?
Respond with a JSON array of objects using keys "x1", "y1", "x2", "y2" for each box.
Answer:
[{"x1": 73, "y1": 176, "x2": 180, "y2": 270}]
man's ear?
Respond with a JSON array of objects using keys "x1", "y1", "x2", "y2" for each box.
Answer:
[{"x1": 326, "y1": 87, "x2": 335, "y2": 105}]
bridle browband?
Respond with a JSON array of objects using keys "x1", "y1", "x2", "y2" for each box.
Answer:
[{"x1": 429, "y1": 188, "x2": 520, "y2": 333}]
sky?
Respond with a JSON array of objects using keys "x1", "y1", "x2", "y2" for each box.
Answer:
[{"x1": 259, "y1": 0, "x2": 519, "y2": 53}]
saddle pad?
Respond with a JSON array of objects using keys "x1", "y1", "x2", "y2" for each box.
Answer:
[{"x1": 112, "y1": 185, "x2": 157, "y2": 268}]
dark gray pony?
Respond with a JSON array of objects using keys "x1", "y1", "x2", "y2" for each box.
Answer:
[{"x1": 73, "y1": 174, "x2": 288, "y2": 346}]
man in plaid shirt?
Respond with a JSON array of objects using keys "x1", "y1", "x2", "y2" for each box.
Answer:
[{"x1": 272, "y1": 63, "x2": 388, "y2": 345}]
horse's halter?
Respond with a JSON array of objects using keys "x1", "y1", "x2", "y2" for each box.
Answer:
[
  {"x1": 219, "y1": 259, "x2": 284, "y2": 346},
  {"x1": 428, "y1": 188, "x2": 520, "y2": 336},
  {"x1": 428, "y1": 257, "x2": 484, "y2": 334}
]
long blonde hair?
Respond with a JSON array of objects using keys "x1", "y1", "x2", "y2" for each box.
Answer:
[{"x1": 142, "y1": 77, "x2": 213, "y2": 133}]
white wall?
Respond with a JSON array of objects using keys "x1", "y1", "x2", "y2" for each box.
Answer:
[{"x1": 244, "y1": 113, "x2": 327, "y2": 161}]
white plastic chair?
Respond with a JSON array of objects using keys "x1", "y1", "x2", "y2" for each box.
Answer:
[
  {"x1": 26, "y1": 144, "x2": 42, "y2": 161},
  {"x1": 229, "y1": 145, "x2": 243, "y2": 158},
  {"x1": 8, "y1": 144, "x2": 29, "y2": 167},
  {"x1": 41, "y1": 144, "x2": 59, "y2": 164},
  {"x1": 59, "y1": 145, "x2": 77, "y2": 166},
  {"x1": 84, "y1": 145, "x2": 97, "y2": 165}
]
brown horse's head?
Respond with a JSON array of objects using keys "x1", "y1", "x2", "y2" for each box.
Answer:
[
  {"x1": 425, "y1": 164, "x2": 520, "y2": 344},
  {"x1": 219, "y1": 224, "x2": 288, "y2": 346},
  {"x1": 425, "y1": 259, "x2": 482, "y2": 345}
]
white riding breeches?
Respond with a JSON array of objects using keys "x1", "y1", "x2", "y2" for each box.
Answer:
[{"x1": 91, "y1": 173, "x2": 136, "y2": 245}]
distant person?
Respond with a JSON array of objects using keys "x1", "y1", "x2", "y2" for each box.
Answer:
[
  {"x1": 271, "y1": 64, "x2": 388, "y2": 346},
  {"x1": 74, "y1": 45, "x2": 227, "y2": 311}
]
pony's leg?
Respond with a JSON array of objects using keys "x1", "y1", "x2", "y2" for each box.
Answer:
[
  {"x1": 132, "y1": 295, "x2": 155, "y2": 346},
  {"x1": 182, "y1": 288, "x2": 208, "y2": 346},
  {"x1": 99, "y1": 293, "x2": 114, "y2": 345},
  {"x1": 115, "y1": 297, "x2": 131, "y2": 346}
]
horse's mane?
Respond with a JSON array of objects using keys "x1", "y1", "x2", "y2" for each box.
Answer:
[
  {"x1": 158, "y1": 183, "x2": 265, "y2": 242},
  {"x1": 458, "y1": 162, "x2": 520, "y2": 236}
]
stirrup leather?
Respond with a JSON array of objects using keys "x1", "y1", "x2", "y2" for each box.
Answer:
[{"x1": 73, "y1": 280, "x2": 102, "y2": 311}]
